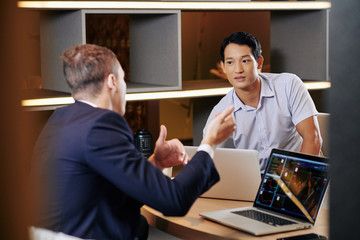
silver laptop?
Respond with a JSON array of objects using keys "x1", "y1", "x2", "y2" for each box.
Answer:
[
  {"x1": 200, "y1": 148, "x2": 330, "y2": 236},
  {"x1": 184, "y1": 146, "x2": 261, "y2": 201}
]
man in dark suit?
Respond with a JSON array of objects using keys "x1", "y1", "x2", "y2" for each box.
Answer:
[{"x1": 31, "y1": 44, "x2": 236, "y2": 239}]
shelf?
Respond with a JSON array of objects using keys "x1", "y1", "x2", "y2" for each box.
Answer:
[
  {"x1": 19, "y1": 1, "x2": 331, "y2": 111},
  {"x1": 21, "y1": 80, "x2": 331, "y2": 111},
  {"x1": 30, "y1": 2, "x2": 330, "y2": 94},
  {"x1": 18, "y1": 1, "x2": 332, "y2": 11},
  {"x1": 182, "y1": 79, "x2": 232, "y2": 90}
]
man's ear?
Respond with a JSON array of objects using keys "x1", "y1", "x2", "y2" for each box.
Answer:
[
  {"x1": 257, "y1": 55, "x2": 264, "y2": 70},
  {"x1": 106, "y1": 73, "x2": 117, "y2": 91}
]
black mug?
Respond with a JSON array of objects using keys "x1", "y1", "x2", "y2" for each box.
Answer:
[{"x1": 134, "y1": 129, "x2": 153, "y2": 158}]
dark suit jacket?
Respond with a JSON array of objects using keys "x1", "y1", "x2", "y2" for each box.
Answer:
[{"x1": 31, "y1": 101, "x2": 219, "y2": 239}]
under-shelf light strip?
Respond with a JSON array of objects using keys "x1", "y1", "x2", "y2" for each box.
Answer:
[
  {"x1": 22, "y1": 82, "x2": 331, "y2": 107},
  {"x1": 17, "y1": 1, "x2": 331, "y2": 10},
  {"x1": 21, "y1": 88, "x2": 231, "y2": 107},
  {"x1": 126, "y1": 87, "x2": 232, "y2": 101}
]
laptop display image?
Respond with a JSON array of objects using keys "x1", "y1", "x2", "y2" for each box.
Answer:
[
  {"x1": 184, "y1": 146, "x2": 261, "y2": 201},
  {"x1": 200, "y1": 148, "x2": 330, "y2": 236}
]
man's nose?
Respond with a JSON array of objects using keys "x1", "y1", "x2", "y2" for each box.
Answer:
[{"x1": 235, "y1": 63, "x2": 244, "y2": 73}]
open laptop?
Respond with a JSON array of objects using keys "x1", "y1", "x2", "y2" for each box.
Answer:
[
  {"x1": 184, "y1": 146, "x2": 261, "y2": 201},
  {"x1": 200, "y1": 148, "x2": 330, "y2": 236}
]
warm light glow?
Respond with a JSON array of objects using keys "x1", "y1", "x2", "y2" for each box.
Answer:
[
  {"x1": 18, "y1": 1, "x2": 331, "y2": 10},
  {"x1": 304, "y1": 81, "x2": 331, "y2": 90},
  {"x1": 21, "y1": 88, "x2": 232, "y2": 107},
  {"x1": 22, "y1": 97, "x2": 75, "y2": 107},
  {"x1": 126, "y1": 87, "x2": 232, "y2": 101},
  {"x1": 22, "y1": 82, "x2": 331, "y2": 108}
]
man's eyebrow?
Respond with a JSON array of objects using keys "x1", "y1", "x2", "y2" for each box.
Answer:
[{"x1": 225, "y1": 54, "x2": 251, "y2": 60}]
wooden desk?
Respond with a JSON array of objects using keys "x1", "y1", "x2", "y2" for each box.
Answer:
[{"x1": 141, "y1": 198, "x2": 329, "y2": 240}]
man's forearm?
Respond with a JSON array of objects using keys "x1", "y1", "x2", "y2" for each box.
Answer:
[{"x1": 300, "y1": 137, "x2": 322, "y2": 156}]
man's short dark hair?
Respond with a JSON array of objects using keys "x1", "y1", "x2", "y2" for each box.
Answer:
[
  {"x1": 62, "y1": 44, "x2": 118, "y2": 96},
  {"x1": 220, "y1": 32, "x2": 262, "y2": 62}
]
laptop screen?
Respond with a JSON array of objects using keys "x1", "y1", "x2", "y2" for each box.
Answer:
[{"x1": 253, "y1": 148, "x2": 329, "y2": 224}]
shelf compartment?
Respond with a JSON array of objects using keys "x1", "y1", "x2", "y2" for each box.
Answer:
[
  {"x1": 271, "y1": 10, "x2": 329, "y2": 81},
  {"x1": 40, "y1": 9, "x2": 181, "y2": 93}
]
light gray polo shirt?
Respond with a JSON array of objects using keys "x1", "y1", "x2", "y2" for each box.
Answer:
[{"x1": 203, "y1": 73, "x2": 318, "y2": 172}]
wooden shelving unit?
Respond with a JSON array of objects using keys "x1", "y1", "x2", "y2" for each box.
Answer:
[{"x1": 18, "y1": 1, "x2": 331, "y2": 108}]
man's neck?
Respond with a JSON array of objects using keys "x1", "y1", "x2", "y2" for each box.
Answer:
[
  {"x1": 74, "y1": 92, "x2": 106, "y2": 109},
  {"x1": 234, "y1": 78, "x2": 261, "y2": 108}
]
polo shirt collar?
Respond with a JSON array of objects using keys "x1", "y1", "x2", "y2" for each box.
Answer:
[
  {"x1": 232, "y1": 88, "x2": 245, "y2": 111},
  {"x1": 231, "y1": 74, "x2": 274, "y2": 111},
  {"x1": 259, "y1": 74, "x2": 275, "y2": 98}
]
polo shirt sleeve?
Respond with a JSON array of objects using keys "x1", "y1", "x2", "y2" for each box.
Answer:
[{"x1": 287, "y1": 74, "x2": 319, "y2": 126}]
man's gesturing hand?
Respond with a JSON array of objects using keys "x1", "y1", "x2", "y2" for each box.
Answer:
[
  {"x1": 149, "y1": 125, "x2": 188, "y2": 170},
  {"x1": 201, "y1": 105, "x2": 236, "y2": 148}
]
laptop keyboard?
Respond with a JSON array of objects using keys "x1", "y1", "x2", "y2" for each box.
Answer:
[{"x1": 231, "y1": 209, "x2": 296, "y2": 226}]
